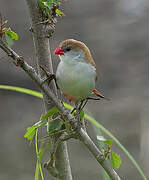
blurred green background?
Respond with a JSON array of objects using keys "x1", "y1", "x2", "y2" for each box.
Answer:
[{"x1": 0, "y1": 0, "x2": 149, "y2": 179}]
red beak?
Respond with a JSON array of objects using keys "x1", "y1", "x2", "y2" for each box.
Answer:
[{"x1": 53, "y1": 46, "x2": 64, "y2": 55}]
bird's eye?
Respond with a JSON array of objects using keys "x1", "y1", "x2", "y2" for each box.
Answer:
[
  {"x1": 66, "y1": 47, "x2": 71, "y2": 52},
  {"x1": 62, "y1": 47, "x2": 71, "y2": 53}
]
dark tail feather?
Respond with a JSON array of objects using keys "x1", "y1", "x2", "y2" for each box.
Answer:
[{"x1": 93, "y1": 89, "x2": 110, "y2": 101}]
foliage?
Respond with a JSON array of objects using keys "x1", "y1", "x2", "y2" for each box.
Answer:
[
  {"x1": 111, "y1": 152, "x2": 122, "y2": 169},
  {"x1": 97, "y1": 135, "x2": 121, "y2": 169},
  {"x1": 24, "y1": 125, "x2": 38, "y2": 141},
  {"x1": 38, "y1": 0, "x2": 65, "y2": 19},
  {"x1": 0, "y1": 16, "x2": 18, "y2": 46}
]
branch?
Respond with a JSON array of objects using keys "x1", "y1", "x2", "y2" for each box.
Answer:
[
  {"x1": 44, "y1": 132, "x2": 77, "y2": 178},
  {"x1": 24, "y1": 0, "x2": 72, "y2": 179},
  {"x1": 78, "y1": 128, "x2": 121, "y2": 180},
  {"x1": 25, "y1": 0, "x2": 57, "y2": 107},
  {"x1": 0, "y1": 37, "x2": 121, "y2": 180}
]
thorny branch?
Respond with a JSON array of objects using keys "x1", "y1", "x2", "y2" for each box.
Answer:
[{"x1": 0, "y1": 37, "x2": 121, "y2": 180}]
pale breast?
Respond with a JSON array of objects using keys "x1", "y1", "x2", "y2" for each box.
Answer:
[{"x1": 56, "y1": 61, "x2": 96, "y2": 100}]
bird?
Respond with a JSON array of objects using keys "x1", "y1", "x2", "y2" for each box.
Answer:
[{"x1": 53, "y1": 39, "x2": 106, "y2": 107}]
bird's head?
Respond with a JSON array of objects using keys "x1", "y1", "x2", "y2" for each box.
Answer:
[{"x1": 54, "y1": 39, "x2": 96, "y2": 67}]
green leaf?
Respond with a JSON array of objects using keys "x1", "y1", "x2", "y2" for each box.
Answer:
[
  {"x1": 104, "y1": 140, "x2": 113, "y2": 146},
  {"x1": 79, "y1": 110, "x2": 84, "y2": 119},
  {"x1": 38, "y1": 0, "x2": 53, "y2": 18},
  {"x1": 111, "y1": 151, "x2": 122, "y2": 169},
  {"x1": 56, "y1": 9, "x2": 65, "y2": 16},
  {"x1": 34, "y1": 120, "x2": 42, "y2": 127},
  {"x1": 43, "y1": 1, "x2": 53, "y2": 10},
  {"x1": 6, "y1": 30, "x2": 18, "y2": 40},
  {"x1": 47, "y1": 120, "x2": 63, "y2": 133},
  {"x1": 41, "y1": 107, "x2": 59, "y2": 122},
  {"x1": 5, "y1": 33, "x2": 13, "y2": 47},
  {"x1": 24, "y1": 125, "x2": 37, "y2": 140},
  {"x1": 53, "y1": 0, "x2": 60, "y2": 5},
  {"x1": 38, "y1": 0, "x2": 47, "y2": 10},
  {"x1": 97, "y1": 135, "x2": 112, "y2": 146},
  {"x1": 24, "y1": 120, "x2": 45, "y2": 141},
  {"x1": 64, "y1": 121, "x2": 70, "y2": 133}
]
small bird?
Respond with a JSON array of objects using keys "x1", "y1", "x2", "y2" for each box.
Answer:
[{"x1": 54, "y1": 39, "x2": 105, "y2": 104}]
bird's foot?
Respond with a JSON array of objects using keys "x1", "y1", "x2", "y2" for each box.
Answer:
[
  {"x1": 40, "y1": 65, "x2": 59, "y2": 89},
  {"x1": 41, "y1": 74, "x2": 56, "y2": 85}
]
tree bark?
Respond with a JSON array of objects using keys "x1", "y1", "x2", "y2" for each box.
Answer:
[{"x1": 25, "y1": 1, "x2": 73, "y2": 179}]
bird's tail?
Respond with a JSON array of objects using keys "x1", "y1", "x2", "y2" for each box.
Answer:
[{"x1": 92, "y1": 89, "x2": 110, "y2": 101}]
